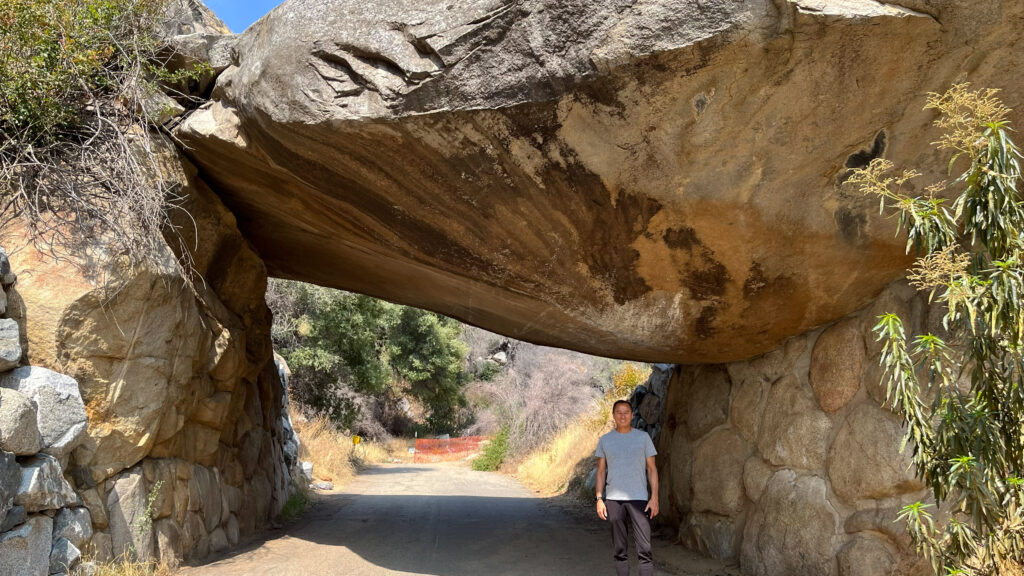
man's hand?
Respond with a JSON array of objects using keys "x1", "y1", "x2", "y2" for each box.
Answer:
[
  {"x1": 644, "y1": 498, "x2": 659, "y2": 520},
  {"x1": 596, "y1": 499, "x2": 608, "y2": 520}
]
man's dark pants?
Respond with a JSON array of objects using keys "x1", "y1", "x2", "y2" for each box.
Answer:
[{"x1": 605, "y1": 499, "x2": 653, "y2": 576}]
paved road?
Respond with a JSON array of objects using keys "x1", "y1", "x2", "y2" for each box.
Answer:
[{"x1": 181, "y1": 463, "x2": 735, "y2": 576}]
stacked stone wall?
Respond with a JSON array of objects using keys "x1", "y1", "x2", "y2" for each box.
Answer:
[
  {"x1": 655, "y1": 280, "x2": 933, "y2": 576},
  {"x1": 0, "y1": 140, "x2": 298, "y2": 572}
]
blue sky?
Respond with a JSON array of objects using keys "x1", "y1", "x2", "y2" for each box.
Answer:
[{"x1": 205, "y1": 0, "x2": 284, "y2": 33}]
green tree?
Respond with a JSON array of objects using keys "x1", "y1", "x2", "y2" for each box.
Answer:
[
  {"x1": 849, "y1": 84, "x2": 1024, "y2": 575},
  {"x1": 268, "y1": 280, "x2": 472, "y2": 435},
  {"x1": 389, "y1": 307, "x2": 471, "y2": 433}
]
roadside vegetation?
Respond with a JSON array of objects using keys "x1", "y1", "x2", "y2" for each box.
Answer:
[
  {"x1": 848, "y1": 84, "x2": 1024, "y2": 575},
  {"x1": 517, "y1": 364, "x2": 649, "y2": 496},
  {"x1": 268, "y1": 279, "x2": 471, "y2": 438},
  {"x1": 0, "y1": 0, "x2": 205, "y2": 265}
]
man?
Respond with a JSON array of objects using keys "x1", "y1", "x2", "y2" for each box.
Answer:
[{"x1": 595, "y1": 399, "x2": 659, "y2": 576}]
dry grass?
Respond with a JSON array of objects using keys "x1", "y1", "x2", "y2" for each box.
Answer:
[
  {"x1": 290, "y1": 409, "x2": 393, "y2": 484},
  {"x1": 516, "y1": 398, "x2": 613, "y2": 497},
  {"x1": 515, "y1": 365, "x2": 649, "y2": 496},
  {"x1": 75, "y1": 558, "x2": 173, "y2": 576}
]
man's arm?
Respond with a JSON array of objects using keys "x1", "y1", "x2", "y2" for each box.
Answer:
[
  {"x1": 645, "y1": 456, "x2": 659, "y2": 519},
  {"x1": 596, "y1": 457, "x2": 608, "y2": 520}
]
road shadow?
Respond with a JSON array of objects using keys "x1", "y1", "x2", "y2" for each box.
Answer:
[{"x1": 188, "y1": 491, "x2": 617, "y2": 575}]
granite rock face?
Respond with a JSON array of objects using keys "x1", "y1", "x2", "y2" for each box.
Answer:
[
  {"x1": 5, "y1": 136, "x2": 296, "y2": 566},
  {"x1": 176, "y1": 0, "x2": 1024, "y2": 363}
]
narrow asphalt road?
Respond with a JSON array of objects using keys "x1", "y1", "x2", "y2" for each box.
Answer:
[{"x1": 180, "y1": 463, "x2": 736, "y2": 576}]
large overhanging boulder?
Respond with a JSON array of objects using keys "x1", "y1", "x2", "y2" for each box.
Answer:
[{"x1": 177, "y1": 0, "x2": 1024, "y2": 363}]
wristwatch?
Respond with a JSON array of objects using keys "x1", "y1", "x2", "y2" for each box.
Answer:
[{"x1": 596, "y1": 494, "x2": 603, "y2": 501}]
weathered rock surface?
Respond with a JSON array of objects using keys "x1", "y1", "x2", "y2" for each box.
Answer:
[
  {"x1": 656, "y1": 279, "x2": 935, "y2": 576},
  {"x1": 757, "y1": 375, "x2": 831, "y2": 471},
  {"x1": 107, "y1": 467, "x2": 153, "y2": 561},
  {"x1": 741, "y1": 470, "x2": 839, "y2": 576},
  {"x1": 49, "y1": 536, "x2": 82, "y2": 574},
  {"x1": 0, "y1": 451, "x2": 18, "y2": 528},
  {"x1": 176, "y1": 0, "x2": 1024, "y2": 363},
  {"x1": 0, "y1": 388, "x2": 42, "y2": 455},
  {"x1": 828, "y1": 403, "x2": 922, "y2": 504},
  {"x1": 809, "y1": 318, "x2": 863, "y2": 414},
  {"x1": 0, "y1": 504, "x2": 26, "y2": 533},
  {"x1": 52, "y1": 507, "x2": 93, "y2": 551},
  {"x1": 0, "y1": 367, "x2": 87, "y2": 461},
  {"x1": 686, "y1": 366, "x2": 731, "y2": 440},
  {"x1": 837, "y1": 534, "x2": 896, "y2": 576},
  {"x1": 0, "y1": 318, "x2": 21, "y2": 371},
  {"x1": 0, "y1": 515, "x2": 52, "y2": 576},
  {"x1": 8, "y1": 135, "x2": 292, "y2": 565},
  {"x1": 691, "y1": 429, "x2": 750, "y2": 517},
  {"x1": 15, "y1": 455, "x2": 78, "y2": 513}
]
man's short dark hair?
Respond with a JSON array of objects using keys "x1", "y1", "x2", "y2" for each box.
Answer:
[{"x1": 612, "y1": 399, "x2": 632, "y2": 412}]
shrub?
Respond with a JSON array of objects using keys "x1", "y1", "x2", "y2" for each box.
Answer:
[
  {"x1": 279, "y1": 485, "x2": 310, "y2": 522},
  {"x1": 850, "y1": 84, "x2": 1024, "y2": 574},
  {"x1": 472, "y1": 427, "x2": 509, "y2": 471},
  {"x1": 0, "y1": 0, "x2": 205, "y2": 265}
]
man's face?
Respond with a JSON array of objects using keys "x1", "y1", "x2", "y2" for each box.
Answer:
[{"x1": 613, "y1": 404, "x2": 632, "y2": 427}]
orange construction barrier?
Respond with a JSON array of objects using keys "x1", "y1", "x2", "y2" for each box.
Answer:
[{"x1": 413, "y1": 436, "x2": 489, "y2": 463}]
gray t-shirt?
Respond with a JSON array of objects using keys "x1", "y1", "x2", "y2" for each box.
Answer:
[{"x1": 595, "y1": 428, "x2": 658, "y2": 501}]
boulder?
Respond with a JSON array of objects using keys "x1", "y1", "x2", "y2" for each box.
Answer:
[
  {"x1": 0, "y1": 505, "x2": 26, "y2": 533},
  {"x1": 0, "y1": 318, "x2": 21, "y2": 371},
  {"x1": 742, "y1": 456, "x2": 773, "y2": 503},
  {"x1": 0, "y1": 247, "x2": 15, "y2": 287},
  {"x1": 0, "y1": 388, "x2": 41, "y2": 455},
  {"x1": 15, "y1": 455, "x2": 78, "y2": 513},
  {"x1": 729, "y1": 365, "x2": 770, "y2": 444},
  {"x1": 757, "y1": 375, "x2": 831, "y2": 472},
  {"x1": 741, "y1": 470, "x2": 840, "y2": 576},
  {"x1": 0, "y1": 367, "x2": 87, "y2": 461},
  {"x1": 691, "y1": 429, "x2": 750, "y2": 517},
  {"x1": 154, "y1": 518, "x2": 183, "y2": 569},
  {"x1": 828, "y1": 403, "x2": 923, "y2": 504},
  {"x1": 809, "y1": 318, "x2": 864, "y2": 414},
  {"x1": 77, "y1": 488, "x2": 107, "y2": 530},
  {"x1": 667, "y1": 426, "x2": 692, "y2": 515},
  {"x1": 106, "y1": 467, "x2": 154, "y2": 561},
  {"x1": 209, "y1": 527, "x2": 229, "y2": 553},
  {"x1": 226, "y1": 513, "x2": 239, "y2": 545},
  {"x1": 684, "y1": 512, "x2": 744, "y2": 562},
  {"x1": 0, "y1": 451, "x2": 19, "y2": 528},
  {"x1": 837, "y1": 534, "x2": 897, "y2": 576},
  {"x1": 638, "y1": 392, "x2": 663, "y2": 426},
  {"x1": 0, "y1": 515, "x2": 52, "y2": 576},
  {"x1": 49, "y1": 537, "x2": 82, "y2": 574},
  {"x1": 686, "y1": 366, "x2": 730, "y2": 440},
  {"x1": 89, "y1": 531, "x2": 113, "y2": 563},
  {"x1": 171, "y1": 0, "x2": 1024, "y2": 365},
  {"x1": 52, "y1": 508, "x2": 93, "y2": 550},
  {"x1": 844, "y1": 506, "x2": 910, "y2": 548}
]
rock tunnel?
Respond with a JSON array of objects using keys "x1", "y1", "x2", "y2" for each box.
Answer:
[{"x1": 2, "y1": 0, "x2": 1024, "y2": 574}]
